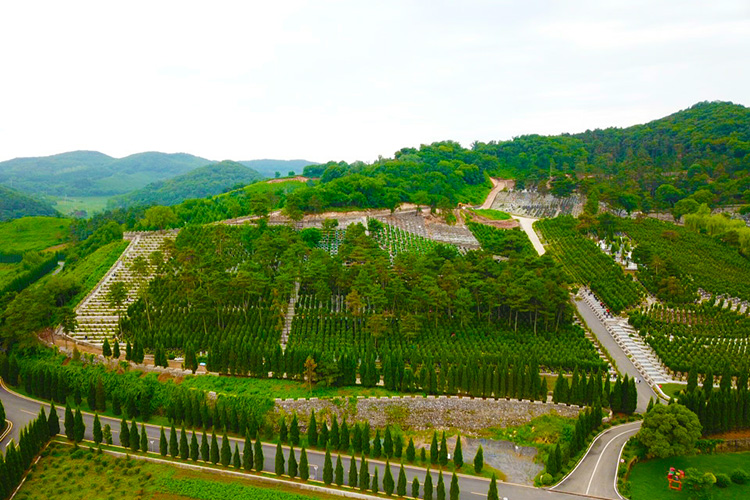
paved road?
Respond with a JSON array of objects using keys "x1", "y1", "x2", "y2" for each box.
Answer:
[
  {"x1": 513, "y1": 216, "x2": 545, "y2": 256},
  {"x1": 1, "y1": 379, "x2": 632, "y2": 500},
  {"x1": 551, "y1": 421, "x2": 641, "y2": 499},
  {"x1": 575, "y1": 298, "x2": 659, "y2": 413}
]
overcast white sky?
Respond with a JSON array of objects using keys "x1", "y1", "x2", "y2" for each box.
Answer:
[{"x1": 1, "y1": 0, "x2": 748, "y2": 164}]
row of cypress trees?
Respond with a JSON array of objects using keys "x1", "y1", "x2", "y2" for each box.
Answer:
[
  {"x1": 0, "y1": 407, "x2": 53, "y2": 500},
  {"x1": 545, "y1": 406, "x2": 604, "y2": 477}
]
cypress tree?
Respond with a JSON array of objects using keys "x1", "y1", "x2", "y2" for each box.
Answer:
[
  {"x1": 320, "y1": 420, "x2": 329, "y2": 449},
  {"x1": 373, "y1": 429, "x2": 382, "y2": 458},
  {"x1": 421, "y1": 447, "x2": 427, "y2": 462},
  {"x1": 384, "y1": 426, "x2": 393, "y2": 457},
  {"x1": 308, "y1": 410, "x2": 318, "y2": 447},
  {"x1": 112, "y1": 392, "x2": 121, "y2": 416},
  {"x1": 93, "y1": 414, "x2": 102, "y2": 445},
  {"x1": 87, "y1": 380, "x2": 96, "y2": 411},
  {"x1": 130, "y1": 420, "x2": 139, "y2": 452},
  {"x1": 323, "y1": 449, "x2": 333, "y2": 485},
  {"x1": 254, "y1": 437, "x2": 264, "y2": 472},
  {"x1": 412, "y1": 477, "x2": 420, "y2": 499},
  {"x1": 181, "y1": 427, "x2": 189, "y2": 460},
  {"x1": 96, "y1": 377, "x2": 106, "y2": 412},
  {"x1": 233, "y1": 443, "x2": 242, "y2": 469},
  {"x1": 372, "y1": 467, "x2": 379, "y2": 495},
  {"x1": 221, "y1": 433, "x2": 231, "y2": 467},
  {"x1": 348, "y1": 454, "x2": 358, "y2": 487},
  {"x1": 330, "y1": 415, "x2": 340, "y2": 449},
  {"x1": 48, "y1": 402, "x2": 60, "y2": 436},
  {"x1": 335, "y1": 454, "x2": 344, "y2": 486},
  {"x1": 397, "y1": 463, "x2": 407, "y2": 496},
  {"x1": 279, "y1": 416, "x2": 288, "y2": 443},
  {"x1": 352, "y1": 423, "x2": 362, "y2": 453},
  {"x1": 120, "y1": 417, "x2": 129, "y2": 448},
  {"x1": 243, "y1": 434, "x2": 253, "y2": 470},
  {"x1": 488, "y1": 474, "x2": 499, "y2": 500},
  {"x1": 439, "y1": 432, "x2": 448, "y2": 466},
  {"x1": 74, "y1": 409, "x2": 84, "y2": 443},
  {"x1": 359, "y1": 457, "x2": 369, "y2": 491},
  {"x1": 64, "y1": 403, "x2": 74, "y2": 440},
  {"x1": 288, "y1": 446, "x2": 298, "y2": 478},
  {"x1": 383, "y1": 460, "x2": 395, "y2": 496},
  {"x1": 546, "y1": 444, "x2": 559, "y2": 475},
  {"x1": 274, "y1": 442, "x2": 285, "y2": 475},
  {"x1": 141, "y1": 424, "x2": 148, "y2": 453},
  {"x1": 424, "y1": 469, "x2": 434, "y2": 500},
  {"x1": 430, "y1": 431, "x2": 438, "y2": 464},
  {"x1": 290, "y1": 413, "x2": 300, "y2": 445},
  {"x1": 437, "y1": 471, "x2": 445, "y2": 500},
  {"x1": 406, "y1": 437, "x2": 416, "y2": 461},
  {"x1": 454, "y1": 435, "x2": 463, "y2": 468},
  {"x1": 201, "y1": 431, "x2": 209, "y2": 462},
  {"x1": 474, "y1": 445, "x2": 484, "y2": 473},
  {"x1": 211, "y1": 432, "x2": 220, "y2": 464},
  {"x1": 170, "y1": 424, "x2": 179, "y2": 457},
  {"x1": 102, "y1": 338, "x2": 112, "y2": 357},
  {"x1": 160, "y1": 427, "x2": 168, "y2": 456},
  {"x1": 339, "y1": 419, "x2": 349, "y2": 451},
  {"x1": 191, "y1": 431, "x2": 199, "y2": 461},
  {"x1": 113, "y1": 341, "x2": 120, "y2": 359},
  {"x1": 300, "y1": 447, "x2": 309, "y2": 481},
  {"x1": 394, "y1": 434, "x2": 403, "y2": 458}
]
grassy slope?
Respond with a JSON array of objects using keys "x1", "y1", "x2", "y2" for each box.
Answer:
[
  {"x1": 471, "y1": 209, "x2": 511, "y2": 220},
  {"x1": 17, "y1": 443, "x2": 337, "y2": 500},
  {"x1": 629, "y1": 452, "x2": 750, "y2": 500},
  {"x1": 63, "y1": 240, "x2": 130, "y2": 306},
  {"x1": 0, "y1": 216, "x2": 72, "y2": 254},
  {"x1": 51, "y1": 196, "x2": 111, "y2": 217}
]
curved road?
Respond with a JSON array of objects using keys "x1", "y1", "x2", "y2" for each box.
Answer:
[{"x1": 1, "y1": 379, "x2": 633, "y2": 499}]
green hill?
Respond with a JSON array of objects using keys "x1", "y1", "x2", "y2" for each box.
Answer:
[
  {"x1": 238, "y1": 159, "x2": 319, "y2": 178},
  {"x1": 107, "y1": 160, "x2": 263, "y2": 208},
  {"x1": 0, "y1": 150, "x2": 211, "y2": 197},
  {"x1": 0, "y1": 185, "x2": 59, "y2": 221}
]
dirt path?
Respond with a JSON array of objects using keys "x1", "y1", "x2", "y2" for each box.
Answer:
[
  {"x1": 514, "y1": 216, "x2": 546, "y2": 256},
  {"x1": 478, "y1": 178, "x2": 503, "y2": 210}
]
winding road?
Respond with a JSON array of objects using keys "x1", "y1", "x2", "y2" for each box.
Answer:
[{"x1": 0, "y1": 378, "x2": 636, "y2": 500}]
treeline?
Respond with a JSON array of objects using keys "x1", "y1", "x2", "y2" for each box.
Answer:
[
  {"x1": 0, "y1": 251, "x2": 60, "y2": 296},
  {"x1": 545, "y1": 406, "x2": 604, "y2": 480},
  {"x1": 677, "y1": 369, "x2": 750, "y2": 435},
  {"x1": 0, "y1": 184, "x2": 58, "y2": 222},
  {"x1": 0, "y1": 407, "x2": 52, "y2": 500}
]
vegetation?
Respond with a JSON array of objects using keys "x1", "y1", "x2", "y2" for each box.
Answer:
[
  {"x1": 0, "y1": 406, "x2": 52, "y2": 499},
  {"x1": 466, "y1": 222, "x2": 535, "y2": 258},
  {"x1": 470, "y1": 209, "x2": 511, "y2": 221},
  {"x1": 636, "y1": 404, "x2": 702, "y2": 458},
  {"x1": 0, "y1": 186, "x2": 58, "y2": 222},
  {"x1": 0, "y1": 217, "x2": 72, "y2": 255},
  {"x1": 108, "y1": 161, "x2": 263, "y2": 209}
]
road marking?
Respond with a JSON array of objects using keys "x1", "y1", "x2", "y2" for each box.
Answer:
[
  {"x1": 20, "y1": 409, "x2": 38, "y2": 416},
  {"x1": 470, "y1": 492, "x2": 485, "y2": 496},
  {"x1": 585, "y1": 428, "x2": 636, "y2": 496}
]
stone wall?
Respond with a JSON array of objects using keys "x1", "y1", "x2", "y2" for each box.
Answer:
[{"x1": 274, "y1": 395, "x2": 581, "y2": 433}]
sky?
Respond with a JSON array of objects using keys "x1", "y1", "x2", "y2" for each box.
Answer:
[{"x1": 1, "y1": 0, "x2": 748, "y2": 164}]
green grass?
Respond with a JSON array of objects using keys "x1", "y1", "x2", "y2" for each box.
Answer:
[
  {"x1": 658, "y1": 383, "x2": 687, "y2": 399},
  {"x1": 0, "y1": 216, "x2": 72, "y2": 254},
  {"x1": 59, "y1": 240, "x2": 130, "y2": 306},
  {"x1": 489, "y1": 412, "x2": 575, "y2": 448},
  {"x1": 457, "y1": 181, "x2": 493, "y2": 206},
  {"x1": 471, "y1": 209, "x2": 512, "y2": 220},
  {"x1": 17, "y1": 442, "x2": 339, "y2": 500},
  {"x1": 179, "y1": 374, "x2": 401, "y2": 400},
  {"x1": 629, "y1": 452, "x2": 750, "y2": 500},
  {"x1": 50, "y1": 196, "x2": 111, "y2": 217}
]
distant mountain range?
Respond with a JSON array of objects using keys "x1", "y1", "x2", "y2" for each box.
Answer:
[
  {"x1": 0, "y1": 185, "x2": 58, "y2": 222},
  {"x1": 107, "y1": 160, "x2": 264, "y2": 209}
]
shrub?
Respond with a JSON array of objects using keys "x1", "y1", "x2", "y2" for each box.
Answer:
[
  {"x1": 731, "y1": 469, "x2": 748, "y2": 485},
  {"x1": 541, "y1": 473, "x2": 553, "y2": 485},
  {"x1": 715, "y1": 473, "x2": 731, "y2": 488}
]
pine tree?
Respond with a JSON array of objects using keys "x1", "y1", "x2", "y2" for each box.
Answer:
[
  {"x1": 48, "y1": 403, "x2": 60, "y2": 436},
  {"x1": 348, "y1": 454, "x2": 359, "y2": 486},
  {"x1": 437, "y1": 471, "x2": 445, "y2": 500},
  {"x1": 141, "y1": 424, "x2": 148, "y2": 453},
  {"x1": 64, "y1": 403, "x2": 74, "y2": 440},
  {"x1": 359, "y1": 457, "x2": 370, "y2": 491},
  {"x1": 439, "y1": 432, "x2": 448, "y2": 466},
  {"x1": 323, "y1": 449, "x2": 333, "y2": 485},
  {"x1": 191, "y1": 431, "x2": 199, "y2": 461},
  {"x1": 210, "y1": 432, "x2": 219, "y2": 464},
  {"x1": 130, "y1": 420, "x2": 139, "y2": 451},
  {"x1": 233, "y1": 443, "x2": 242, "y2": 469},
  {"x1": 254, "y1": 437, "x2": 264, "y2": 472},
  {"x1": 92, "y1": 413, "x2": 102, "y2": 445},
  {"x1": 113, "y1": 341, "x2": 120, "y2": 359},
  {"x1": 424, "y1": 469, "x2": 434, "y2": 500},
  {"x1": 383, "y1": 460, "x2": 395, "y2": 496},
  {"x1": 488, "y1": 474, "x2": 499, "y2": 500},
  {"x1": 412, "y1": 477, "x2": 420, "y2": 499},
  {"x1": 120, "y1": 417, "x2": 129, "y2": 448},
  {"x1": 102, "y1": 338, "x2": 112, "y2": 357},
  {"x1": 397, "y1": 463, "x2": 407, "y2": 496},
  {"x1": 274, "y1": 442, "x2": 285, "y2": 475},
  {"x1": 160, "y1": 427, "x2": 168, "y2": 456},
  {"x1": 308, "y1": 410, "x2": 318, "y2": 447},
  {"x1": 300, "y1": 447, "x2": 309, "y2": 481},
  {"x1": 243, "y1": 434, "x2": 253, "y2": 470},
  {"x1": 201, "y1": 431, "x2": 209, "y2": 462},
  {"x1": 406, "y1": 437, "x2": 416, "y2": 461},
  {"x1": 474, "y1": 445, "x2": 484, "y2": 473},
  {"x1": 454, "y1": 435, "x2": 463, "y2": 468},
  {"x1": 74, "y1": 409, "x2": 84, "y2": 443},
  {"x1": 181, "y1": 427, "x2": 189, "y2": 460},
  {"x1": 335, "y1": 454, "x2": 344, "y2": 486},
  {"x1": 430, "y1": 431, "x2": 438, "y2": 464},
  {"x1": 170, "y1": 425, "x2": 179, "y2": 457},
  {"x1": 290, "y1": 413, "x2": 300, "y2": 445}
]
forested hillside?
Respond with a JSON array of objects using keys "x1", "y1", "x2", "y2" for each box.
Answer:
[
  {"x1": 107, "y1": 161, "x2": 263, "y2": 208},
  {"x1": 0, "y1": 185, "x2": 58, "y2": 221},
  {"x1": 0, "y1": 150, "x2": 210, "y2": 197},
  {"x1": 238, "y1": 159, "x2": 319, "y2": 178}
]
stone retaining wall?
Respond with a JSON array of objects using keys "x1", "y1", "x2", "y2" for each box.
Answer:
[{"x1": 274, "y1": 395, "x2": 581, "y2": 432}]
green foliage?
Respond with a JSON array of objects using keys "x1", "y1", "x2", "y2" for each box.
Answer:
[
  {"x1": 0, "y1": 216, "x2": 70, "y2": 254},
  {"x1": 471, "y1": 209, "x2": 511, "y2": 220},
  {"x1": 474, "y1": 445, "x2": 484, "y2": 473},
  {"x1": 0, "y1": 186, "x2": 58, "y2": 221},
  {"x1": 637, "y1": 404, "x2": 703, "y2": 458},
  {"x1": 467, "y1": 222, "x2": 535, "y2": 258}
]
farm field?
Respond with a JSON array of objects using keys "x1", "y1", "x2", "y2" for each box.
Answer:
[
  {"x1": 628, "y1": 451, "x2": 750, "y2": 500},
  {"x1": 0, "y1": 216, "x2": 71, "y2": 254},
  {"x1": 536, "y1": 216, "x2": 644, "y2": 313},
  {"x1": 50, "y1": 196, "x2": 111, "y2": 217},
  {"x1": 16, "y1": 443, "x2": 338, "y2": 500}
]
